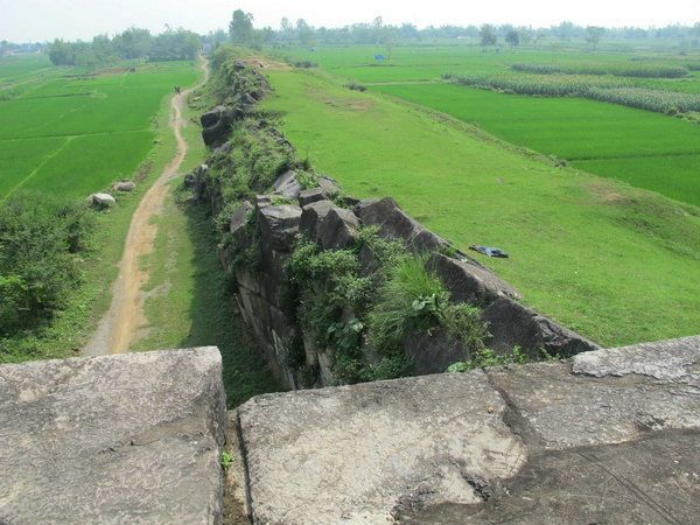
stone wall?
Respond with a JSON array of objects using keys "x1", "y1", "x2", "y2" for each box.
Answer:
[{"x1": 191, "y1": 164, "x2": 598, "y2": 390}]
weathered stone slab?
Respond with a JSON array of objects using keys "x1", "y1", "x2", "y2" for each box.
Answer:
[
  {"x1": 402, "y1": 430, "x2": 700, "y2": 524},
  {"x1": 573, "y1": 335, "x2": 700, "y2": 380},
  {"x1": 487, "y1": 339, "x2": 700, "y2": 450},
  {"x1": 0, "y1": 348, "x2": 226, "y2": 525},
  {"x1": 237, "y1": 372, "x2": 526, "y2": 524},
  {"x1": 272, "y1": 170, "x2": 301, "y2": 200}
]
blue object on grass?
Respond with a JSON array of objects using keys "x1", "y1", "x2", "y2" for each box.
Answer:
[{"x1": 469, "y1": 245, "x2": 509, "y2": 258}]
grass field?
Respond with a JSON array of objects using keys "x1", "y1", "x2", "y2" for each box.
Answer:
[
  {"x1": 0, "y1": 57, "x2": 198, "y2": 199},
  {"x1": 263, "y1": 67, "x2": 700, "y2": 347},
  {"x1": 279, "y1": 44, "x2": 700, "y2": 209},
  {"x1": 372, "y1": 82, "x2": 700, "y2": 207}
]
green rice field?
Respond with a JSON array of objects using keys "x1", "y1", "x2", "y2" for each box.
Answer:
[
  {"x1": 280, "y1": 44, "x2": 700, "y2": 208},
  {"x1": 0, "y1": 56, "x2": 198, "y2": 199}
]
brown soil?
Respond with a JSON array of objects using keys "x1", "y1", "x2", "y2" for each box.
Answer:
[{"x1": 83, "y1": 59, "x2": 210, "y2": 357}]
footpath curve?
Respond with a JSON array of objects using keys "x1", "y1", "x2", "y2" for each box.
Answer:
[{"x1": 84, "y1": 58, "x2": 210, "y2": 356}]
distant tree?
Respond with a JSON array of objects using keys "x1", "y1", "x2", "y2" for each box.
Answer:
[
  {"x1": 585, "y1": 26, "x2": 605, "y2": 50},
  {"x1": 399, "y1": 23, "x2": 420, "y2": 40},
  {"x1": 692, "y1": 22, "x2": 700, "y2": 47},
  {"x1": 505, "y1": 29, "x2": 520, "y2": 48},
  {"x1": 229, "y1": 9, "x2": 254, "y2": 45},
  {"x1": 296, "y1": 19, "x2": 315, "y2": 48},
  {"x1": 480, "y1": 25, "x2": 497, "y2": 49},
  {"x1": 150, "y1": 28, "x2": 201, "y2": 61},
  {"x1": 556, "y1": 21, "x2": 576, "y2": 41},
  {"x1": 48, "y1": 39, "x2": 74, "y2": 65},
  {"x1": 91, "y1": 34, "x2": 114, "y2": 63},
  {"x1": 113, "y1": 27, "x2": 151, "y2": 59}
]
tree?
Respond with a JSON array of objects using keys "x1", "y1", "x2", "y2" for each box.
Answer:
[
  {"x1": 296, "y1": 19, "x2": 315, "y2": 48},
  {"x1": 48, "y1": 39, "x2": 74, "y2": 65},
  {"x1": 585, "y1": 26, "x2": 605, "y2": 50},
  {"x1": 112, "y1": 27, "x2": 151, "y2": 59},
  {"x1": 480, "y1": 25, "x2": 497, "y2": 49},
  {"x1": 505, "y1": 29, "x2": 520, "y2": 48},
  {"x1": 229, "y1": 9, "x2": 254, "y2": 45}
]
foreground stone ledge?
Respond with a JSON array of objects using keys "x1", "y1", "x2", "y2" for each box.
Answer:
[
  {"x1": 236, "y1": 336, "x2": 700, "y2": 523},
  {"x1": 0, "y1": 347, "x2": 226, "y2": 525},
  {"x1": 237, "y1": 372, "x2": 526, "y2": 525}
]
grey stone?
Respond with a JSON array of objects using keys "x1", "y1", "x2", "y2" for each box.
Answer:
[
  {"x1": 257, "y1": 204, "x2": 302, "y2": 252},
  {"x1": 317, "y1": 175, "x2": 341, "y2": 197},
  {"x1": 298, "y1": 187, "x2": 325, "y2": 207},
  {"x1": 230, "y1": 200, "x2": 253, "y2": 235},
  {"x1": 237, "y1": 372, "x2": 526, "y2": 524},
  {"x1": 487, "y1": 350, "x2": 700, "y2": 450},
  {"x1": 573, "y1": 335, "x2": 700, "y2": 380},
  {"x1": 0, "y1": 348, "x2": 226, "y2": 525},
  {"x1": 300, "y1": 201, "x2": 359, "y2": 250},
  {"x1": 402, "y1": 329, "x2": 467, "y2": 375},
  {"x1": 482, "y1": 297, "x2": 599, "y2": 358},
  {"x1": 430, "y1": 253, "x2": 521, "y2": 305},
  {"x1": 91, "y1": 192, "x2": 116, "y2": 207},
  {"x1": 113, "y1": 181, "x2": 135, "y2": 192},
  {"x1": 354, "y1": 197, "x2": 449, "y2": 253},
  {"x1": 272, "y1": 170, "x2": 301, "y2": 200},
  {"x1": 402, "y1": 430, "x2": 700, "y2": 525}
]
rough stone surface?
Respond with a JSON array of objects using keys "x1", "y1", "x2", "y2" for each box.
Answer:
[
  {"x1": 0, "y1": 348, "x2": 226, "y2": 525},
  {"x1": 354, "y1": 197, "x2": 449, "y2": 253},
  {"x1": 298, "y1": 187, "x2": 326, "y2": 207},
  {"x1": 236, "y1": 336, "x2": 700, "y2": 523},
  {"x1": 402, "y1": 329, "x2": 466, "y2": 375},
  {"x1": 113, "y1": 181, "x2": 135, "y2": 192},
  {"x1": 257, "y1": 204, "x2": 302, "y2": 252},
  {"x1": 483, "y1": 297, "x2": 599, "y2": 358},
  {"x1": 402, "y1": 430, "x2": 700, "y2": 525},
  {"x1": 230, "y1": 200, "x2": 254, "y2": 235},
  {"x1": 238, "y1": 372, "x2": 526, "y2": 525},
  {"x1": 430, "y1": 253, "x2": 521, "y2": 305},
  {"x1": 301, "y1": 201, "x2": 360, "y2": 250},
  {"x1": 91, "y1": 192, "x2": 116, "y2": 207},
  {"x1": 487, "y1": 354, "x2": 700, "y2": 451},
  {"x1": 573, "y1": 335, "x2": 700, "y2": 380},
  {"x1": 272, "y1": 170, "x2": 301, "y2": 200}
]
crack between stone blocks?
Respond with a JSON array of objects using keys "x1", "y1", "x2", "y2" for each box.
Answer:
[{"x1": 232, "y1": 408, "x2": 255, "y2": 522}]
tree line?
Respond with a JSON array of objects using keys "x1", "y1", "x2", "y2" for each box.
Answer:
[
  {"x1": 47, "y1": 27, "x2": 201, "y2": 67},
  {"x1": 218, "y1": 11, "x2": 700, "y2": 52}
]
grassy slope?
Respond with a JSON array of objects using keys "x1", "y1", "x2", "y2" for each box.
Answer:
[
  {"x1": 263, "y1": 68, "x2": 700, "y2": 346},
  {"x1": 0, "y1": 61, "x2": 203, "y2": 364},
  {"x1": 371, "y1": 82, "x2": 700, "y2": 207}
]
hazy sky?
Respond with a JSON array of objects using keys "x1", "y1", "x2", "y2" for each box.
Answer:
[{"x1": 1, "y1": 0, "x2": 699, "y2": 42}]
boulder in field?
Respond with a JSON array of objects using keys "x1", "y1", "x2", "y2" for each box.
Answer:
[
  {"x1": 113, "y1": 181, "x2": 135, "y2": 192},
  {"x1": 90, "y1": 193, "x2": 116, "y2": 208}
]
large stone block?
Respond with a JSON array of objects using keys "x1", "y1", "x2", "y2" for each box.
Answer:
[
  {"x1": 429, "y1": 253, "x2": 521, "y2": 305},
  {"x1": 272, "y1": 170, "x2": 301, "y2": 200},
  {"x1": 482, "y1": 297, "x2": 598, "y2": 358},
  {"x1": 237, "y1": 372, "x2": 525, "y2": 524},
  {"x1": 487, "y1": 337, "x2": 700, "y2": 450},
  {"x1": 257, "y1": 204, "x2": 302, "y2": 252},
  {"x1": 354, "y1": 197, "x2": 449, "y2": 253},
  {"x1": 300, "y1": 201, "x2": 359, "y2": 250},
  {"x1": 0, "y1": 348, "x2": 226, "y2": 525}
]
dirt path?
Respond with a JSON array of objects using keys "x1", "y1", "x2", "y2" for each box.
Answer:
[{"x1": 83, "y1": 58, "x2": 210, "y2": 357}]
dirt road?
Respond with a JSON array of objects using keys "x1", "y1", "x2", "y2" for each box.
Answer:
[{"x1": 84, "y1": 58, "x2": 210, "y2": 357}]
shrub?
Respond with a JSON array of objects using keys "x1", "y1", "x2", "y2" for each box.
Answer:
[
  {"x1": 0, "y1": 192, "x2": 95, "y2": 338},
  {"x1": 346, "y1": 81, "x2": 367, "y2": 92}
]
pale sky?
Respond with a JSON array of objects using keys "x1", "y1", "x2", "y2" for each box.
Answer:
[{"x1": 1, "y1": 0, "x2": 699, "y2": 42}]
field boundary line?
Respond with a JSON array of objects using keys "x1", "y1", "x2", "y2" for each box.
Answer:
[{"x1": 1, "y1": 136, "x2": 73, "y2": 202}]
